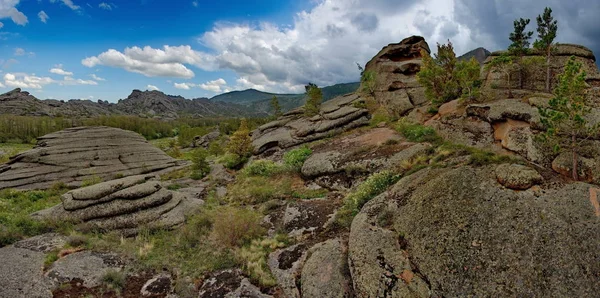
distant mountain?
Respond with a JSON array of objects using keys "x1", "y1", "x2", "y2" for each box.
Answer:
[
  {"x1": 458, "y1": 47, "x2": 491, "y2": 65},
  {"x1": 0, "y1": 82, "x2": 360, "y2": 119}
]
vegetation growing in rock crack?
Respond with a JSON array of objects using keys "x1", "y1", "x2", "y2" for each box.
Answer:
[
  {"x1": 538, "y1": 56, "x2": 598, "y2": 180},
  {"x1": 417, "y1": 41, "x2": 482, "y2": 105}
]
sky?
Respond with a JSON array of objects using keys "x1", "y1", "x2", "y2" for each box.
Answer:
[{"x1": 0, "y1": 0, "x2": 599, "y2": 102}]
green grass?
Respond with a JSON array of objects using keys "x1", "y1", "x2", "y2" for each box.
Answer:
[
  {"x1": 283, "y1": 147, "x2": 312, "y2": 171},
  {"x1": 0, "y1": 188, "x2": 66, "y2": 247},
  {"x1": 242, "y1": 160, "x2": 285, "y2": 177},
  {"x1": 396, "y1": 119, "x2": 442, "y2": 143},
  {"x1": 0, "y1": 143, "x2": 34, "y2": 163}
]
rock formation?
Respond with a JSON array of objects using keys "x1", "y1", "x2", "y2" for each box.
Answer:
[
  {"x1": 349, "y1": 165, "x2": 600, "y2": 297},
  {"x1": 0, "y1": 126, "x2": 186, "y2": 190},
  {"x1": 192, "y1": 127, "x2": 221, "y2": 148},
  {"x1": 483, "y1": 43, "x2": 599, "y2": 96},
  {"x1": 251, "y1": 93, "x2": 369, "y2": 154},
  {"x1": 458, "y1": 47, "x2": 492, "y2": 65},
  {"x1": 32, "y1": 174, "x2": 200, "y2": 235},
  {"x1": 362, "y1": 35, "x2": 431, "y2": 117}
]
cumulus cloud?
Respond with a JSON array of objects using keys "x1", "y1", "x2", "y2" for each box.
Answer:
[
  {"x1": 14, "y1": 47, "x2": 25, "y2": 56},
  {"x1": 99, "y1": 2, "x2": 112, "y2": 10},
  {"x1": 50, "y1": 66, "x2": 73, "y2": 76},
  {"x1": 50, "y1": 0, "x2": 80, "y2": 11},
  {"x1": 4, "y1": 73, "x2": 54, "y2": 89},
  {"x1": 174, "y1": 82, "x2": 194, "y2": 90},
  {"x1": 199, "y1": 78, "x2": 227, "y2": 93},
  {"x1": 81, "y1": 46, "x2": 216, "y2": 78},
  {"x1": 0, "y1": 81, "x2": 4, "y2": 88},
  {"x1": 0, "y1": 0, "x2": 28, "y2": 25},
  {"x1": 90, "y1": 74, "x2": 105, "y2": 81},
  {"x1": 38, "y1": 10, "x2": 49, "y2": 23},
  {"x1": 146, "y1": 84, "x2": 160, "y2": 91},
  {"x1": 61, "y1": 76, "x2": 97, "y2": 85},
  {"x1": 82, "y1": 0, "x2": 600, "y2": 93}
]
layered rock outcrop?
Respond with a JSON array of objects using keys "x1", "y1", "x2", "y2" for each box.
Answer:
[
  {"x1": 0, "y1": 126, "x2": 186, "y2": 190},
  {"x1": 349, "y1": 165, "x2": 600, "y2": 297},
  {"x1": 362, "y1": 35, "x2": 430, "y2": 117},
  {"x1": 251, "y1": 94, "x2": 369, "y2": 154},
  {"x1": 32, "y1": 174, "x2": 200, "y2": 235}
]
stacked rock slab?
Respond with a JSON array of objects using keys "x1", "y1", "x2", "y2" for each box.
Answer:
[
  {"x1": 483, "y1": 44, "x2": 600, "y2": 94},
  {"x1": 33, "y1": 174, "x2": 197, "y2": 235},
  {"x1": 251, "y1": 93, "x2": 369, "y2": 154},
  {"x1": 362, "y1": 35, "x2": 430, "y2": 117},
  {"x1": 0, "y1": 126, "x2": 185, "y2": 190}
]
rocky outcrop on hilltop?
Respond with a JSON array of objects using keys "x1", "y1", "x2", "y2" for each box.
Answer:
[
  {"x1": 458, "y1": 47, "x2": 491, "y2": 65},
  {"x1": 349, "y1": 165, "x2": 600, "y2": 297},
  {"x1": 0, "y1": 126, "x2": 186, "y2": 190},
  {"x1": 483, "y1": 43, "x2": 599, "y2": 96},
  {"x1": 32, "y1": 174, "x2": 200, "y2": 235},
  {"x1": 251, "y1": 93, "x2": 369, "y2": 154},
  {"x1": 362, "y1": 35, "x2": 431, "y2": 117}
]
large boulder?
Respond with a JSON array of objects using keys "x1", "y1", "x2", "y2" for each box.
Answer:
[
  {"x1": 0, "y1": 126, "x2": 186, "y2": 190},
  {"x1": 363, "y1": 35, "x2": 431, "y2": 117},
  {"x1": 32, "y1": 174, "x2": 201, "y2": 235},
  {"x1": 483, "y1": 44, "x2": 600, "y2": 94},
  {"x1": 300, "y1": 239, "x2": 353, "y2": 298},
  {"x1": 350, "y1": 166, "x2": 600, "y2": 297},
  {"x1": 251, "y1": 94, "x2": 369, "y2": 154}
]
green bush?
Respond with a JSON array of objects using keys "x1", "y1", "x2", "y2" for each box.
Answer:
[
  {"x1": 283, "y1": 147, "x2": 312, "y2": 170},
  {"x1": 190, "y1": 148, "x2": 210, "y2": 180},
  {"x1": 227, "y1": 176, "x2": 292, "y2": 204},
  {"x1": 336, "y1": 171, "x2": 399, "y2": 227},
  {"x1": 243, "y1": 160, "x2": 284, "y2": 177},
  {"x1": 210, "y1": 206, "x2": 265, "y2": 248},
  {"x1": 219, "y1": 153, "x2": 247, "y2": 170},
  {"x1": 396, "y1": 119, "x2": 441, "y2": 143}
]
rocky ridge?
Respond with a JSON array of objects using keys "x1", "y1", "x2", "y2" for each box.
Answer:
[{"x1": 0, "y1": 126, "x2": 186, "y2": 190}]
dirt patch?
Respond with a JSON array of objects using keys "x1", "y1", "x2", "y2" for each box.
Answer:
[
  {"x1": 278, "y1": 244, "x2": 307, "y2": 270},
  {"x1": 52, "y1": 271, "x2": 168, "y2": 298}
]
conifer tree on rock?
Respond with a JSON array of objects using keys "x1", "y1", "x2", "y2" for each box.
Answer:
[
  {"x1": 304, "y1": 83, "x2": 323, "y2": 116},
  {"x1": 509, "y1": 18, "x2": 534, "y2": 89},
  {"x1": 534, "y1": 7, "x2": 558, "y2": 92},
  {"x1": 271, "y1": 95, "x2": 282, "y2": 117},
  {"x1": 226, "y1": 118, "x2": 253, "y2": 158}
]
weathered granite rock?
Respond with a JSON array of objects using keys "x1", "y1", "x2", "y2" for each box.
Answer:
[
  {"x1": 251, "y1": 94, "x2": 369, "y2": 154},
  {"x1": 495, "y1": 163, "x2": 543, "y2": 190},
  {"x1": 32, "y1": 174, "x2": 201, "y2": 235},
  {"x1": 427, "y1": 117, "x2": 495, "y2": 148},
  {"x1": 193, "y1": 128, "x2": 220, "y2": 148},
  {"x1": 483, "y1": 44, "x2": 600, "y2": 93},
  {"x1": 300, "y1": 239, "x2": 353, "y2": 298},
  {"x1": 467, "y1": 99, "x2": 541, "y2": 125},
  {"x1": 552, "y1": 152, "x2": 599, "y2": 183},
  {"x1": 268, "y1": 245, "x2": 308, "y2": 298},
  {"x1": 140, "y1": 273, "x2": 173, "y2": 296},
  {"x1": 45, "y1": 251, "x2": 126, "y2": 288},
  {"x1": 350, "y1": 166, "x2": 600, "y2": 297},
  {"x1": 198, "y1": 269, "x2": 271, "y2": 298},
  {"x1": 0, "y1": 234, "x2": 67, "y2": 298},
  {"x1": 0, "y1": 126, "x2": 186, "y2": 190},
  {"x1": 363, "y1": 35, "x2": 431, "y2": 117}
]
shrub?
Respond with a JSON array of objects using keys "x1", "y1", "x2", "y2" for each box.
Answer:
[
  {"x1": 369, "y1": 106, "x2": 393, "y2": 126},
  {"x1": 227, "y1": 176, "x2": 293, "y2": 204},
  {"x1": 283, "y1": 147, "x2": 312, "y2": 170},
  {"x1": 210, "y1": 206, "x2": 265, "y2": 248},
  {"x1": 336, "y1": 171, "x2": 399, "y2": 227},
  {"x1": 304, "y1": 83, "x2": 322, "y2": 116},
  {"x1": 236, "y1": 236, "x2": 288, "y2": 286},
  {"x1": 360, "y1": 71, "x2": 377, "y2": 95},
  {"x1": 219, "y1": 153, "x2": 247, "y2": 170},
  {"x1": 396, "y1": 119, "x2": 441, "y2": 143},
  {"x1": 190, "y1": 148, "x2": 210, "y2": 180},
  {"x1": 243, "y1": 160, "x2": 284, "y2": 177},
  {"x1": 102, "y1": 270, "x2": 126, "y2": 291},
  {"x1": 468, "y1": 149, "x2": 515, "y2": 166},
  {"x1": 208, "y1": 139, "x2": 225, "y2": 156}
]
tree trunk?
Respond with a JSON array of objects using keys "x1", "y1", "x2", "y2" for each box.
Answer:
[
  {"x1": 572, "y1": 134, "x2": 579, "y2": 181},
  {"x1": 545, "y1": 51, "x2": 551, "y2": 92}
]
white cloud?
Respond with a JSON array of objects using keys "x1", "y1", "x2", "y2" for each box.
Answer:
[
  {"x1": 98, "y1": 2, "x2": 112, "y2": 10},
  {"x1": 80, "y1": 0, "x2": 482, "y2": 93},
  {"x1": 0, "y1": 22, "x2": 3, "y2": 29},
  {"x1": 0, "y1": 0, "x2": 28, "y2": 25},
  {"x1": 146, "y1": 84, "x2": 160, "y2": 91},
  {"x1": 90, "y1": 74, "x2": 105, "y2": 81},
  {"x1": 81, "y1": 46, "x2": 211, "y2": 78},
  {"x1": 38, "y1": 10, "x2": 49, "y2": 23},
  {"x1": 50, "y1": 66, "x2": 73, "y2": 76},
  {"x1": 0, "y1": 81, "x2": 5, "y2": 88},
  {"x1": 14, "y1": 48, "x2": 25, "y2": 56},
  {"x1": 174, "y1": 82, "x2": 195, "y2": 90},
  {"x1": 199, "y1": 78, "x2": 227, "y2": 93},
  {"x1": 60, "y1": 76, "x2": 97, "y2": 85},
  {"x1": 50, "y1": 0, "x2": 80, "y2": 11},
  {"x1": 4, "y1": 73, "x2": 54, "y2": 89},
  {"x1": 192, "y1": 1, "x2": 198, "y2": 7}
]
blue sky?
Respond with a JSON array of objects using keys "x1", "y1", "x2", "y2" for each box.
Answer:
[{"x1": 1, "y1": 0, "x2": 599, "y2": 102}]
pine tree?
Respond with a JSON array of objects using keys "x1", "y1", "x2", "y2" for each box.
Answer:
[
  {"x1": 304, "y1": 83, "x2": 322, "y2": 116},
  {"x1": 226, "y1": 118, "x2": 253, "y2": 158},
  {"x1": 417, "y1": 41, "x2": 459, "y2": 104},
  {"x1": 534, "y1": 7, "x2": 558, "y2": 92},
  {"x1": 485, "y1": 53, "x2": 517, "y2": 98},
  {"x1": 455, "y1": 57, "x2": 482, "y2": 101},
  {"x1": 270, "y1": 96, "x2": 282, "y2": 117},
  {"x1": 508, "y1": 18, "x2": 534, "y2": 89},
  {"x1": 538, "y1": 56, "x2": 597, "y2": 180}
]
